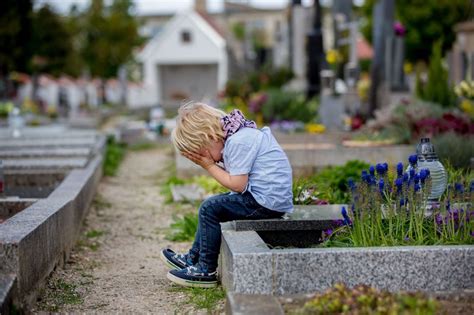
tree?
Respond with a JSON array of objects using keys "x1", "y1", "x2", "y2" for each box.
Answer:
[
  {"x1": 81, "y1": 0, "x2": 142, "y2": 103},
  {"x1": 32, "y1": 6, "x2": 75, "y2": 76},
  {"x1": 0, "y1": 0, "x2": 33, "y2": 99},
  {"x1": 419, "y1": 41, "x2": 455, "y2": 107},
  {"x1": 358, "y1": 0, "x2": 471, "y2": 62},
  {"x1": 82, "y1": 0, "x2": 141, "y2": 79}
]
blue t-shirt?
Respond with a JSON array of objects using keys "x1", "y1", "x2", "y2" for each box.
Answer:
[{"x1": 223, "y1": 127, "x2": 293, "y2": 213}]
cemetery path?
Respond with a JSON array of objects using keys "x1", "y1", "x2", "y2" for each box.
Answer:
[{"x1": 33, "y1": 146, "x2": 201, "y2": 313}]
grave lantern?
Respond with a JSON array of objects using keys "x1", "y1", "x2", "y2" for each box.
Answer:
[{"x1": 407, "y1": 138, "x2": 447, "y2": 201}]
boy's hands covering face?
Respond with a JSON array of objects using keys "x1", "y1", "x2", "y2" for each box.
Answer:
[{"x1": 182, "y1": 150, "x2": 215, "y2": 170}]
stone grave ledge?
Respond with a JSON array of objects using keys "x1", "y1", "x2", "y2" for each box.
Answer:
[
  {"x1": 0, "y1": 154, "x2": 103, "y2": 309},
  {"x1": 0, "y1": 126, "x2": 98, "y2": 139},
  {"x1": 0, "y1": 147, "x2": 92, "y2": 159},
  {"x1": 0, "y1": 274, "x2": 16, "y2": 315},
  {"x1": 219, "y1": 205, "x2": 474, "y2": 296}
]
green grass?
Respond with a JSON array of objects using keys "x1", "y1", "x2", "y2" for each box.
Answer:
[
  {"x1": 37, "y1": 278, "x2": 83, "y2": 312},
  {"x1": 85, "y1": 229, "x2": 105, "y2": 239},
  {"x1": 92, "y1": 194, "x2": 112, "y2": 210},
  {"x1": 103, "y1": 136, "x2": 127, "y2": 176},
  {"x1": 166, "y1": 213, "x2": 199, "y2": 242},
  {"x1": 169, "y1": 286, "x2": 226, "y2": 312}
]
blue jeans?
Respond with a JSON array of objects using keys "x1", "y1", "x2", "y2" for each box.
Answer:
[{"x1": 187, "y1": 191, "x2": 283, "y2": 272}]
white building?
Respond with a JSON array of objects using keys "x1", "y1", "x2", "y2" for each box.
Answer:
[{"x1": 134, "y1": 10, "x2": 228, "y2": 109}]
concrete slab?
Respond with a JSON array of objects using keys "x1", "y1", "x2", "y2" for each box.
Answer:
[
  {"x1": 220, "y1": 205, "x2": 474, "y2": 295},
  {"x1": 0, "y1": 274, "x2": 17, "y2": 314},
  {"x1": 3, "y1": 158, "x2": 88, "y2": 171},
  {"x1": 225, "y1": 292, "x2": 284, "y2": 315},
  {"x1": 170, "y1": 184, "x2": 206, "y2": 202}
]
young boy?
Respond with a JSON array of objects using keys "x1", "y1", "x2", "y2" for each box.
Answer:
[{"x1": 161, "y1": 102, "x2": 293, "y2": 288}]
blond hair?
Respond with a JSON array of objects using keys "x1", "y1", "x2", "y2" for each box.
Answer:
[{"x1": 171, "y1": 101, "x2": 226, "y2": 153}]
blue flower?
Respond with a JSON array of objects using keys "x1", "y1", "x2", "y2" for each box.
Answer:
[
  {"x1": 470, "y1": 181, "x2": 474, "y2": 193},
  {"x1": 396, "y1": 162, "x2": 403, "y2": 177},
  {"x1": 400, "y1": 198, "x2": 405, "y2": 206},
  {"x1": 455, "y1": 183, "x2": 464, "y2": 193},
  {"x1": 408, "y1": 154, "x2": 417, "y2": 166},
  {"x1": 341, "y1": 206, "x2": 352, "y2": 226},
  {"x1": 419, "y1": 169, "x2": 428, "y2": 184},
  {"x1": 378, "y1": 178, "x2": 384, "y2": 194},
  {"x1": 414, "y1": 183, "x2": 421, "y2": 192},
  {"x1": 395, "y1": 178, "x2": 403, "y2": 193},
  {"x1": 383, "y1": 162, "x2": 388, "y2": 173},
  {"x1": 347, "y1": 178, "x2": 355, "y2": 191},
  {"x1": 361, "y1": 170, "x2": 368, "y2": 181},
  {"x1": 376, "y1": 163, "x2": 385, "y2": 176},
  {"x1": 403, "y1": 172, "x2": 409, "y2": 183},
  {"x1": 369, "y1": 165, "x2": 375, "y2": 176},
  {"x1": 409, "y1": 168, "x2": 415, "y2": 179},
  {"x1": 414, "y1": 174, "x2": 420, "y2": 184}
]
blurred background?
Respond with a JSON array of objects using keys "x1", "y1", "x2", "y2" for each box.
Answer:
[{"x1": 1, "y1": 0, "x2": 473, "y2": 166}]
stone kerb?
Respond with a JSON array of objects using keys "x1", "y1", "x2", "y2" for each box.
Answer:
[
  {"x1": 220, "y1": 205, "x2": 474, "y2": 296},
  {"x1": 0, "y1": 154, "x2": 103, "y2": 307}
]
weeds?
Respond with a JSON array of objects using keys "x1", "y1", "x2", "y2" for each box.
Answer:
[
  {"x1": 169, "y1": 285, "x2": 226, "y2": 313},
  {"x1": 103, "y1": 136, "x2": 126, "y2": 176},
  {"x1": 37, "y1": 278, "x2": 83, "y2": 312},
  {"x1": 166, "y1": 213, "x2": 199, "y2": 241}
]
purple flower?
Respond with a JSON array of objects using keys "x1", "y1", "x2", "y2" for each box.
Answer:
[
  {"x1": 378, "y1": 178, "x2": 385, "y2": 194},
  {"x1": 409, "y1": 168, "x2": 415, "y2": 179},
  {"x1": 395, "y1": 178, "x2": 403, "y2": 193},
  {"x1": 400, "y1": 198, "x2": 405, "y2": 206},
  {"x1": 404, "y1": 236, "x2": 410, "y2": 241},
  {"x1": 396, "y1": 162, "x2": 403, "y2": 177},
  {"x1": 414, "y1": 174, "x2": 420, "y2": 185},
  {"x1": 383, "y1": 163, "x2": 388, "y2": 173},
  {"x1": 470, "y1": 181, "x2": 474, "y2": 192},
  {"x1": 414, "y1": 183, "x2": 421, "y2": 192},
  {"x1": 369, "y1": 166, "x2": 375, "y2": 177},
  {"x1": 376, "y1": 163, "x2": 385, "y2": 176},
  {"x1": 347, "y1": 178, "x2": 355, "y2": 191},
  {"x1": 408, "y1": 154, "x2": 417, "y2": 166},
  {"x1": 324, "y1": 229, "x2": 333, "y2": 236},
  {"x1": 455, "y1": 183, "x2": 464, "y2": 193},
  {"x1": 403, "y1": 172, "x2": 409, "y2": 183},
  {"x1": 419, "y1": 169, "x2": 428, "y2": 185},
  {"x1": 341, "y1": 206, "x2": 352, "y2": 226},
  {"x1": 394, "y1": 21, "x2": 406, "y2": 36}
]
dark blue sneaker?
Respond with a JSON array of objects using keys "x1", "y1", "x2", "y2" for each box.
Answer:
[
  {"x1": 160, "y1": 248, "x2": 194, "y2": 270},
  {"x1": 167, "y1": 264, "x2": 218, "y2": 288}
]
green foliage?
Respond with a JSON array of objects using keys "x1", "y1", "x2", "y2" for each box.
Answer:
[
  {"x1": 103, "y1": 136, "x2": 126, "y2": 176},
  {"x1": 31, "y1": 6, "x2": 75, "y2": 76},
  {"x1": 85, "y1": 229, "x2": 105, "y2": 238},
  {"x1": 38, "y1": 278, "x2": 83, "y2": 312},
  {"x1": 358, "y1": 0, "x2": 470, "y2": 62},
  {"x1": 300, "y1": 283, "x2": 437, "y2": 315},
  {"x1": 433, "y1": 132, "x2": 474, "y2": 170},
  {"x1": 224, "y1": 67, "x2": 293, "y2": 99},
  {"x1": 0, "y1": 0, "x2": 33, "y2": 75},
  {"x1": 326, "y1": 163, "x2": 473, "y2": 247},
  {"x1": 169, "y1": 286, "x2": 225, "y2": 312},
  {"x1": 261, "y1": 88, "x2": 319, "y2": 123},
  {"x1": 160, "y1": 175, "x2": 186, "y2": 203},
  {"x1": 420, "y1": 41, "x2": 456, "y2": 107},
  {"x1": 231, "y1": 22, "x2": 245, "y2": 41},
  {"x1": 81, "y1": 0, "x2": 142, "y2": 79},
  {"x1": 192, "y1": 175, "x2": 226, "y2": 195},
  {"x1": 166, "y1": 213, "x2": 198, "y2": 242},
  {"x1": 294, "y1": 161, "x2": 370, "y2": 205}
]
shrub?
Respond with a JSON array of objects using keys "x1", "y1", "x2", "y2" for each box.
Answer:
[
  {"x1": 433, "y1": 132, "x2": 474, "y2": 169},
  {"x1": 166, "y1": 213, "x2": 198, "y2": 242},
  {"x1": 419, "y1": 41, "x2": 456, "y2": 107},
  {"x1": 294, "y1": 160, "x2": 370, "y2": 205},
  {"x1": 103, "y1": 136, "x2": 126, "y2": 176},
  {"x1": 261, "y1": 88, "x2": 319, "y2": 123},
  {"x1": 300, "y1": 283, "x2": 437, "y2": 315}
]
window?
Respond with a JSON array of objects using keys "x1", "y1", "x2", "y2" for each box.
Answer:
[{"x1": 181, "y1": 30, "x2": 191, "y2": 43}]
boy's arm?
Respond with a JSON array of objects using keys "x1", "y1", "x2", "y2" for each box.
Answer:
[{"x1": 182, "y1": 151, "x2": 248, "y2": 193}]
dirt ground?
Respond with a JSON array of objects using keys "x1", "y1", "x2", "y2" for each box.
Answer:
[{"x1": 31, "y1": 146, "x2": 220, "y2": 314}]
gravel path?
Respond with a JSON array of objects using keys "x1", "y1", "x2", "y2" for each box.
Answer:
[{"x1": 32, "y1": 146, "x2": 207, "y2": 313}]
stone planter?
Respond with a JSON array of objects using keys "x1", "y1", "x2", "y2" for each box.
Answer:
[{"x1": 220, "y1": 205, "x2": 474, "y2": 295}]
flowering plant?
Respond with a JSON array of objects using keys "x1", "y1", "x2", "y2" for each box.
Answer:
[
  {"x1": 454, "y1": 80, "x2": 474, "y2": 101},
  {"x1": 322, "y1": 155, "x2": 473, "y2": 247}
]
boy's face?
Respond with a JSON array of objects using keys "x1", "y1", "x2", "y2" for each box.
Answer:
[{"x1": 199, "y1": 139, "x2": 224, "y2": 163}]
